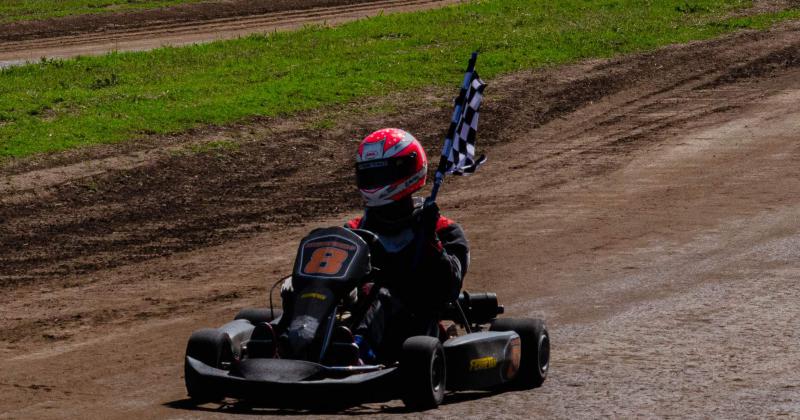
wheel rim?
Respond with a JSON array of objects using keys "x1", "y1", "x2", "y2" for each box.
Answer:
[
  {"x1": 431, "y1": 350, "x2": 445, "y2": 393},
  {"x1": 538, "y1": 332, "x2": 550, "y2": 376}
]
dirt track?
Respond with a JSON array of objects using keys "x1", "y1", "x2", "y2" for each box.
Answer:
[
  {"x1": 2, "y1": 18, "x2": 800, "y2": 420},
  {"x1": 0, "y1": 0, "x2": 461, "y2": 68}
]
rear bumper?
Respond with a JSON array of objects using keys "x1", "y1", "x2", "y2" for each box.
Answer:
[{"x1": 186, "y1": 357, "x2": 399, "y2": 406}]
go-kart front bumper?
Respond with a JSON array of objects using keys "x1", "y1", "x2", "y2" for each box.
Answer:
[{"x1": 186, "y1": 356, "x2": 399, "y2": 406}]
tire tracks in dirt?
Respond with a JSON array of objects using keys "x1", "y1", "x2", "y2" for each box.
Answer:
[
  {"x1": 0, "y1": 0, "x2": 382, "y2": 42},
  {"x1": 0, "y1": 0, "x2": 461, "y2": 67},
  {"x1": 3, "y1": 25, "x2": 800, "y2": 289},
  {"x1": 2, "y1": 23, "x2": 800, "y2": 419}
]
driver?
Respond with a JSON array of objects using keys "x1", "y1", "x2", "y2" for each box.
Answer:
[
  {"x1": 346, "y1": 128, "x2": 469, "y2": 363},
  {"x1": 279, "y1": 128, "x2": 469, "y2": 363}
]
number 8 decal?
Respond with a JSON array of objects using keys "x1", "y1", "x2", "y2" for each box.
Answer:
[{"x1": 303, "y1": 247, "x2": 349, "y2": 275}]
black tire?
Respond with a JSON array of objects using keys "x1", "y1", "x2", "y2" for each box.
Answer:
[
  {"x1": 490, "y1": 318, "x2": 550, "y2": 389},
  {"x1": 184, "y1": 328, "x2": 233, "y2": 403},
  {"x1": 233, "y1": 307, "x2": 282, "y2": 324},
  {"x1": 400, "y1": 336, "x2": 446, "y2": 410}
]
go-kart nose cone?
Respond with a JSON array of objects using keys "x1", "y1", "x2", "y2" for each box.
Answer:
[{"x1": 288, "y1": 315, "x2": 320, "y2": 355}]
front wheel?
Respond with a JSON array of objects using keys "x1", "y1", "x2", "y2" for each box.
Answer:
[
  {"x1": 400, "y1": 336, "x2": 446, "y2": 410},
  {"x1": 490, "y1": 318, "x2": 550, "y2": 389},
  {"x1": 184, "y1": 328, "x2": 233, "y2": 403}
]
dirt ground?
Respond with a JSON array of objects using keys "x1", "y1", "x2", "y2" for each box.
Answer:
[
  {"x1": 0, "y1": 0, "x2": 462, "y2": 67},
  {"x1": 2, "y1": 13, "x2": 800, "y2": 420}
]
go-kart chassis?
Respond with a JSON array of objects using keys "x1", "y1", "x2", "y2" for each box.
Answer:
[{"x1": 185, "y1": 328, "x2": 519, "y2": 407}]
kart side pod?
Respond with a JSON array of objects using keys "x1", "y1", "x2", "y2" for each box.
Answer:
[{"x1": 443, "y1": 331, "x2": 521, "y2": 391}]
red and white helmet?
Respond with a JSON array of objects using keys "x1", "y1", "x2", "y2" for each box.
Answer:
[{"x1": 355, "y1": 128, "x2": 427, "y2": 207}]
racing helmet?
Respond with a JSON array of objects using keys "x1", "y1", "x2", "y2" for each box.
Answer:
[{"x1": 355, "y1": 128, "x2": 427, "y2": 207}]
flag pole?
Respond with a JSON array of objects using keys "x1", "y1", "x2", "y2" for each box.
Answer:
[
  {"x1": 427, "y1": 51, "x2": 479, "y2": 205},
  {"x1": 411, "y1": 52, "x2": 480, "y2": 270}
]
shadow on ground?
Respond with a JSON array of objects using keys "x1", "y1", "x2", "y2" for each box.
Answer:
[{"x1": 164, "y1": 390, "x2": 498, "y2": 416}]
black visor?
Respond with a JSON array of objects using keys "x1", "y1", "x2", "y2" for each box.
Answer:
[{"x1": 356, "y1": 153, "x2": 418, "y2": 190}]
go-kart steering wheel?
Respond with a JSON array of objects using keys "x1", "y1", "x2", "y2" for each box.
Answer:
[{"x1": 349, "y1": 228, "x2": 387, "y2": 271}]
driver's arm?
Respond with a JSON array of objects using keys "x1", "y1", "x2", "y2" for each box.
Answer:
[{"x1": 424, "y1": 218, "x2": 469, "y2": 304}]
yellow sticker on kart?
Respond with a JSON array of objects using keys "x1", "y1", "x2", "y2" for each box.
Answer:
[
  {"x1": 300, "y1": 292, "x2": 327, "y2": 301},
  {"x1": 469, "y1": 356, "x2": 498, "y2": 371}
]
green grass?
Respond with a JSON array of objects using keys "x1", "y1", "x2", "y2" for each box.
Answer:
[
  {"x1": 2, "y1": 0, "x2": 799, "y2": 159},
  {"x1": 0, "y1": 0, "x2": 205, "y2": 23}
]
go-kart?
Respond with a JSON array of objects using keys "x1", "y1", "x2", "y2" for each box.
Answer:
[{"x1": 184, "y1": 226, "x2": 550, "y2": 410}]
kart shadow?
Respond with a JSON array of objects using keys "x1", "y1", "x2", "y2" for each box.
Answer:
[
  {"x1": 165, "y1": 390, "x2": 503, "y2": 416},
  {"x1": 165, "y1": 399, "x2": 383, "y2": 416}
]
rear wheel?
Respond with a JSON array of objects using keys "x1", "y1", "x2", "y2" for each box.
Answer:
[
  {"x1": 400, "y1": 336, "x2": 446, "y2": 410},
  {"x1": 490, "y1": 318, "x2": 549, "y2": 389},
  {"x1": 234, "y1": 307, "x2": 282, "y2": 324},
  {"x1": 184, "y1": 328, "x2": 233, "y2": 403}
]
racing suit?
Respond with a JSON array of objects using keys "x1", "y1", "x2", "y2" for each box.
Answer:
[{"x1": 345, "y1": 196, "x2": 469, "y2": 362}]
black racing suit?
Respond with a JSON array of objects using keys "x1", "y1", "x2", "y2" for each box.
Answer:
[{"x1": 345, "y1": 197, "x2": 469, "y2": 362}]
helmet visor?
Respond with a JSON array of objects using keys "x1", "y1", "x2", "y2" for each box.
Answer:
[{"x1": 356, "y1": 153, "x2": 418, "y2": 190}]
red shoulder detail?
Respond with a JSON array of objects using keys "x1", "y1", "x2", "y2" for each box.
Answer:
[
  {"x1": 435, "y1": 215, "x2": 454, "y2": 232},
  {"x1": 346, "y1": 217, "x2": 363, "y2": 229}
]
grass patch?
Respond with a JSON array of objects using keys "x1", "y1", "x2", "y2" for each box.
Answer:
[
  {"x1": 2, "y1": 0, "x2": 799, "y2": 158},
  {"x1": 0, "y1": 0, "x2": 205, "y2": 23}
]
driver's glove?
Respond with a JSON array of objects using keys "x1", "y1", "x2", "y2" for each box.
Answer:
[
  {"x1": 420, "y1": 202, "x2": 446, "y2": 258},
  {"x1": 280, "y1": 276, "x2": 293, "y2": 295},
  {"x1": 420, "y1": 202, "x2": 441, "y2": 239}
]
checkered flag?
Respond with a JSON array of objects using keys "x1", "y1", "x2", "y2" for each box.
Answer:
[
  {"x1": 444, "y1": 72, "x2": 487, "y2": 176},
  {"x1": 428, "y1": 52, "x2": 488, "y2": 203}
]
